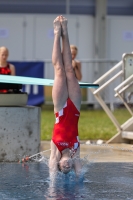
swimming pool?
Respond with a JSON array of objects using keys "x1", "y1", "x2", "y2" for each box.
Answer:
[{"x1": 0, "y1": 161, "x2": 133, "y2": 200}]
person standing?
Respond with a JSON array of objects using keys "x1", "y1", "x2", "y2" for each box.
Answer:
[
  {"x1": 0, "y1": 46, "x2": 15, "y2": 92},
  {"x1": 70, "y1": 45, "x2": 82, "y2": 81},
  {"x1": 0, "y1": 46, "x2": 15, "y2": 75}
]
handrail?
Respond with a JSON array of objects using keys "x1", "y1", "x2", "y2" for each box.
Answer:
[
  {"x1": 93, "y1": 70, "x2": 123, "y2": 95},
  {"x1": 115, "y1": 81, "x2": 133, "y2": 97},
  {"x1": 114, "y1": 74, "x2": 133, "y2": 92},
  {"x1": 44, "y1": 59, "x2": 118, "y2": 63},
  {"x1": 77, "y1": 59, "x2": 118, "y2": 63},
  {"x1": 94, "y1": 61, "x2": 122, "y2": 84}
]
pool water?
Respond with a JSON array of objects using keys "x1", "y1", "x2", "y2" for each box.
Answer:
[{"x1": 0, "y1": 162, "x2": 133, "y2": 200}]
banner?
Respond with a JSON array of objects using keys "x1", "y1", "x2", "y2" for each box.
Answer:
[{"x1": 10, "y1": 61, "x2": 44, "y2": 106}]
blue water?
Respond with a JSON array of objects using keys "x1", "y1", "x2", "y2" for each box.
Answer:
[{"x1": 0, "y1": 162, "x2": 133, "y2": 200}]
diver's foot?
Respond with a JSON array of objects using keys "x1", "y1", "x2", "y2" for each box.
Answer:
[
  {"x1": 60, "y1": 15, "x2": 68, "y2": 36},
  {"x1": 53, "y1": 16, "x2": 61, "y2": 36}
]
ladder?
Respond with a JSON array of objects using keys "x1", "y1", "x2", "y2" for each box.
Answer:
[{"x1": 90, "y1": 52, "x2": 133, "y2": 143}]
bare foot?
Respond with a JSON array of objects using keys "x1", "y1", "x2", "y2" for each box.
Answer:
[
  {"x1": 60, "y1": 15, "x2": 68, "y2": 36},
  {"x1": 53, "y1": 16, "x2": 61, "y2": 36}
]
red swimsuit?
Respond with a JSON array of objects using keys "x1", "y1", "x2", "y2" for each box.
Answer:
[
  {"x1": 0, "y1": 64, "x2": 11, "y2": 93},
  {"x1": 52, "y1": 98, "x2": 80, "y2": 155}
]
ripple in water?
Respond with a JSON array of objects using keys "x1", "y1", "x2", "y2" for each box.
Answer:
[{"x1": 0, "y1": 147, "x2": 133, "y2": 199}]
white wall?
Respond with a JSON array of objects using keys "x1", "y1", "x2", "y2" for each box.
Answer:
[
  {"x1": 106, "y1": 16, "x2": 133, "y2": 61},
  {"x1": 0, "y1": 14, "x2": 94, "y2": 61},
  {"x1": 0, "y1": 15, "x2": 25, "y2": 60},
  {"x1": 1, "y1": 14, "x2": 133, "y2": 65}
]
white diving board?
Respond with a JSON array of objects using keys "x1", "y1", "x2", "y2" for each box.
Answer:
[{"x1": 0, "y1": 75, "x2": 99, "y2": 88}]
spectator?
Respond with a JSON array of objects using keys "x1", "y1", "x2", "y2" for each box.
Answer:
[
  {"x1": 70, "y1": 45, "x2": 82, "y2": 81},
  {"x1": 0, "y1": 46, "x2": 15, "y2": 92}
]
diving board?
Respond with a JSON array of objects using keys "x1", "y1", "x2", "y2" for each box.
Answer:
[{"x1": 0, "y1": 75, "x2": 99, "y2": 88}]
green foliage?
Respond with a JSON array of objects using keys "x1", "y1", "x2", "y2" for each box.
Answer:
[{"x1": 41, "y1": 108, "x2": 130, "y2": 141}]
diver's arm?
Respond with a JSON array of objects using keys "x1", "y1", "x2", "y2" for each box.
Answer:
[
  {"x1": 49, "y1": 140, "x2": 60, "y2": 174},
  {"x1": 49, "y1": 157, "x2": 58, "y2": 173},
  {"x1": 73, "y1": 147, "x2": 82, "y2": 176}
]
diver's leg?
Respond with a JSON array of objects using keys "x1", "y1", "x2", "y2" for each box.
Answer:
[
  {"x1": 52, "y1": 16, "x2": 68, "y2": 113},
  {"x1": 60, "y1": 16, "x2": 81, "y2": 111}
]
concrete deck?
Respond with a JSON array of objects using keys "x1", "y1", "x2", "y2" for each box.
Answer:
[{"x1": 40, "y1": 141, "x2": 133, "y2": 162}]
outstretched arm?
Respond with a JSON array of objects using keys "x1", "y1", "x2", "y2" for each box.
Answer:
[
  {"x1": 49, "y1": 141, "x2": 61, "y2": 175},
  {"x1": 49, "y1": 157, "x2": 58, "y2": 174},
  {"x1": 49, "y1": 141, "x2": 58, "y2": 172},
  {"x1": 73, "y1": 147, "x2": 82, "y2": 176}
]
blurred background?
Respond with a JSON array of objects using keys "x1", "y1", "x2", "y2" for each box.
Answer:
[{"x1": 0, "y1": 0, "x2": 133, "y2": 107}]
